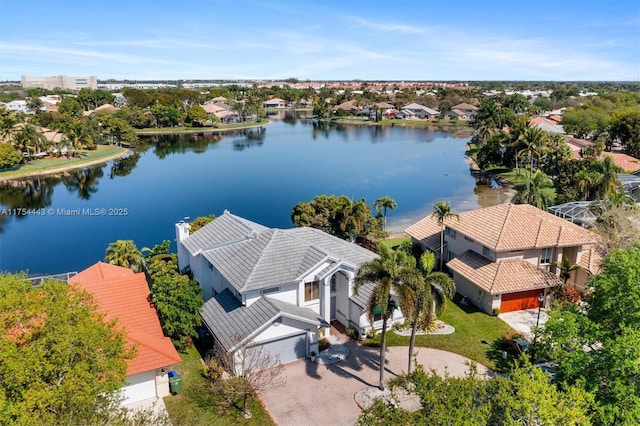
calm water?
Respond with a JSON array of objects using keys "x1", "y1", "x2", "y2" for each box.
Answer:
[{"x1": 0, "y1": 112, "x2": 513, "y2": 275}]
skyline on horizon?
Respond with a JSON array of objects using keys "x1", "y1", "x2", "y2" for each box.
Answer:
[{"x1": 1, "y1": 0, "x2": 639, "y2": 82}]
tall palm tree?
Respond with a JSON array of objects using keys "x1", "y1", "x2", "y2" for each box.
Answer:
[
  {"x1": 512, "y1": 170, "x2": 556, "y2": 210},
  {"x1": 430, "y1": 201, "x2": 459, "y2": 271},
  {"x1": 517, "y1": 126, "x2": 546, "y2": 173},
  {"x1": 593, "y1": 156, "x2": 621, "y2": 199},
  {"x1": 354, "y1": 244, "x2": 415, "y2": 390},
  {"x1": 104, "y1": 240, "x2": 146, "y2": 272},
  {"x1": 404, "y1": 252, "x2": 455, "y2": 373},
  {"x1": 374, "y1": 196, "x2": 397, "y2": 232}
]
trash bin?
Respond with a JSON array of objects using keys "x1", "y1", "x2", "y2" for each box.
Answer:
[{"x1": 169, "y1": 372, "x2": 182, "y2": 395}]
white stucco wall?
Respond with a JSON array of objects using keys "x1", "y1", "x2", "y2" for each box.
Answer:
[
  {"x1": 121, "y1": 371, "x2": 157, "y2": 405},
  {"x1": 452, "y1": 272, "x2": 494, "y2": 314}
]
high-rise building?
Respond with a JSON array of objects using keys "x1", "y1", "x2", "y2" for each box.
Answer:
[{"x1": 21, "y1": 75, "x2": 98, "y2": 91}]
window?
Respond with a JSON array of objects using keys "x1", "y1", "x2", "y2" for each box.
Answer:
[
  {"x1": 330, "y1": 275, "x2": 337, "y2": 292},
  {"x1": 262, "y1": 287, "x2": 280, "y2": 295},
  {"x1": 445, "y1": 227, "x2": 456, "y2": 239},
  {"x1": 540, "y1": 247, "x2": 554, "y2": 265},
  {"x1": 304, "y1": 281, "x2": 319, "y2": 302},
  {"x1": 373, "y1": 305, "x2": 383, "y2": 322},
  {"x1": 482, "y1": 246, "x2": 493, "y2": 260},
  {"x1": 464, "y1": 235, "x2": 474, "y2": 243}
]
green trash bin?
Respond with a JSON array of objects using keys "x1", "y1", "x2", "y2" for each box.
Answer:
[{"x1": 169, "y1": 373, "x2": 182, "y2": 395}]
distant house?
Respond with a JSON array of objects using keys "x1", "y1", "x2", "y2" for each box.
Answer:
[
  {"x1": 83, "y1": 103, "x2": 120, "y2": 117},
  {"x1": 334, "y1": 100, "x2": 361, "y2": 115},
  {"x1": 449, "y1": 103, "x2": 478, "y2": 118},
  {"x1": 264, "y1": 97, "x2": 288, "y2": 108},
  {"x1": 202, "y1": 101, "x2": 241, "y2": 123},
  {"x1": 176, "y1": 211, "x2": 405, "y2": 371},
  {"x1": 69, "y1": 262, "x2": 181, "y2": 408},
  {"x1": 406, "y1": 204, "x2": 602, "y2": 314},
  {"x1": 397, "y1": 102, "x2": 439, "y2": 120},
  {"x1": 565, "y1": 136, "x2": 640, "y2": 173},
  {"x1": 445, "y1": 109, "x2": 471, "y2": 120}
]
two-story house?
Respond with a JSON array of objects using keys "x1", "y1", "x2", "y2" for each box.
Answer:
[
  {"x1": 176, "y1": 211, "x2": 404, "y2": 370},
  {"x1": 406, "y1": 204, "x2": 602, "y2": 314}
]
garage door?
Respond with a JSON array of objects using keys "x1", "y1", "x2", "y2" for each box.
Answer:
[
  {"x1": 121, "y1": 371, "x2": 157, "y2": 405},
  {"x1": 253, "y1": 333, "x2": 307, "y2": 367},
  {"x1": 500, "y1": 290, "x2": 544, "y2": 313}
]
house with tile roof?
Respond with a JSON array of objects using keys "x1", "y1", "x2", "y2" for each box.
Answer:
[
  {"x1": 449, "y1": 103, "x2": 479, "y2": 118},
  {"x1": 397, "y1": 102, "x2": 439, "y2": 120},
  {"x1": 176, "y1": 211, "x2": 404, "y2": 370},
  {"x1": 406, "y1": 204, "x2": 602, "y2": 314},
  {"x1": 69, "y1": 262, "x2": 181, "y2": 407},
  {"x1": 263, "y1": 97, "x2": 288, "y2": 108}
]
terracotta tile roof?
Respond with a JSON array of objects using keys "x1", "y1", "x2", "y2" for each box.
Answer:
[
  {"x1": 447, "y1": 250, "x2": 560, "y2": 295},
  {"x1": 407, "y1": 204, "x2": 597, "y2": 252},
  {"x1": 70, "y1": 263, "x2": 181, "y2": 376},
  {"x1": 405, "y1": 215, "x2": 442, "y2": 251},
  {"x1": 70, "y1": 261, "x2": 134, "y2": 284},
  {"x1": 601, "y1": 152, "x2": 640, "y2": 173}
]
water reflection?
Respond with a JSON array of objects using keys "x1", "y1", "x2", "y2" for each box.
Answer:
[
  {"x1": 63, "y1": 167, "x2": 104, "y2": 200},
  {"x1": 233, "y1": 127, "x2": 266, "y2": 151},
  {"x1": 0, "y1": 177, "x2": 58, "y2": 232},
  {"x1": 110, "y1": 152, "x2": 141, "y2": 179},
  {"x1": 144, "y1": 133, "x2": 223, "y2": 158}
]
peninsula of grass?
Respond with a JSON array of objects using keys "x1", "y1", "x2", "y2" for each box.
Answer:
[
  {"x1": 364, "y1": 296, "x2": 513, "y2": 371},
  {"x1": 0, "y1": 145, "x2": 129, "y2": 181},
  {"x1": 135, "y1": 119, "x2": 270, "y2": 135},
  {"x1": 163, "y1": 346, "x2": 275, "y2": 426}
]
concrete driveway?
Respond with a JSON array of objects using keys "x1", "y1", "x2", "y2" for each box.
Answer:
[
  {"x1": 499, "y1": 308, "x2": 548, "y2": 339},
  {"x1": 258, "y1": 339, "x2": 490, "y2": 426}
]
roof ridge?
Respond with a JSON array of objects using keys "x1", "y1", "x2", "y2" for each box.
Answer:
[
  {"x1": 490, "y1": 259, "x2": 502, "y2": 293},
  {"x1": 242, "y1": 229, "x2": 277, "y2": 292},
  {"x1": 495, "y1": 204, "x2": 513, "y2": 250},
  {"x1": 127, "y1": 330, "x2": 181, "y2": 364}
]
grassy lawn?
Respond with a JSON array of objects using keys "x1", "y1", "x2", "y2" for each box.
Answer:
[
  {"x1": 135, "y1": 119, "x2": 270, "y2": 135},
  {"x1": 0, "y1": 145, "x2": 127, "y2": 180},
  {"x1": 381, "y1": 236, "x2": 411, "y2": 251},
  {"x1": 163, "y1": 346, "x2": 275, "y2": 426},
  {"x1": 365, "y1": 296, "x2": 513, "y2": 371}
]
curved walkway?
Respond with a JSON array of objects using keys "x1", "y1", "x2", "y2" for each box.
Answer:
[{"x1": 258, "y1": 340, "x2": 491, "y2": 426}]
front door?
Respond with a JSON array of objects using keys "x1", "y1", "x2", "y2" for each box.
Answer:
[{"x1": 330, "y1": 295, "x2": 336, "y2": 320}]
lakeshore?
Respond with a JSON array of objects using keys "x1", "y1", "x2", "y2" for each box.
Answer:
[{"x1": 0, "y1": 145, "x2": 130, "y2": 182}]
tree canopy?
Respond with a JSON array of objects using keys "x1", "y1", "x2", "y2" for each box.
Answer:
[
  {"x1": 291, "y1": 194, "x2": 384, "y2": 241},
  {"x1": 0, "y1": 274, "x2": 130, "y2": 425},
  {"x1": 539, "y1": 245, "x2": 640, "y2": 425}
]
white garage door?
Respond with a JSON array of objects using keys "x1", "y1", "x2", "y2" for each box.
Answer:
[
  {"x1": 121, "y1": 371, "x2": 157, "y2": 405},
  {"x1": 255, "y1": 333, "x2": 307, "y2": 367}
]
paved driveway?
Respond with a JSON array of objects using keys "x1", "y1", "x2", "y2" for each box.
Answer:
[
  {"x1": 258, "y1": 339, "x2": 490, "y2": 426},
  {"x1": 499, "y1": 308, "x2": 548, "y2": 339}
]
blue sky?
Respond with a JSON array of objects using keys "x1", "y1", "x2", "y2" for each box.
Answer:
[{"x1": 1, "y1": 0, "x2": 638, "y2": 81}]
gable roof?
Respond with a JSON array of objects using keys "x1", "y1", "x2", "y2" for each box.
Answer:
[
  {"x1": 184, "y1": 211, "x2": 377, "y2": 294},
  {"x1": 201, "y1": 289, "x2": 324, "y2": 352},
  {"x1": 447, "y1": 250, "x2": 560, "y2": 295},
  {"x1": 406, "y1": 204, "x2": 597, "y2": 252},
  {"x1": 70, "y1": 263, "x2": 181, "y2": 376},
  {"x1": 402, "y1": 102, "x2": 439, "y2": 115},
  {"x1": 451, "y1": 102, "x2": 478, "y2": 111}
]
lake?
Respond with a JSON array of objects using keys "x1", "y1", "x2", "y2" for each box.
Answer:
[{"x1": 0, "y1": 112, "x2": 513, "y2": 275}]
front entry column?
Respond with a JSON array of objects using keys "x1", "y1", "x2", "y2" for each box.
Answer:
[{"x1": 322, "y1": 278, "x2": 332, "y2": 337}]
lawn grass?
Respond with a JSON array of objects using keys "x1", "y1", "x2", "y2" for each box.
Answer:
[
  {"x1": 135, "y1": 119, "x2": 270, "y2": 135},
  {"x1": 0, "y1": 145, "x2": 127, "y2": 180},
  {"x1": 365, "y1": 297, "x2": 513, "y2": 371},
  {"x1": 380, "y1": 236, "x2": 411, "y2": 251},
  {"x1": 163, "y1": 346, "x2": 275, "y2": 426}
]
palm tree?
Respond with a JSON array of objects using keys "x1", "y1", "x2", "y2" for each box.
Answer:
[
  {"x1": 104, "y1": 240, "x2": 146, "y2": 272},
  {"x1": 512, "y1": 170, "x2": 556, "y2": 210},
  {"x1": 430, "y1": 201, "x2": 459, "y2": 271},
  {"x1": 404, "y1": 252, "x2": 455, "y2": 373},
  {"x1": 340, "y1": 198, "x2": 369, "y2": 242},
  {"x1": 593, "y1": 156, "x2": 621, "y2": 199},
  {"x1": 517, "y1": 126, "x2": 545, "y2": 173},
  {"x1": 551, "y1": 255, "x2": 581, "y2": 301},
  {"x1": 354, "y1": 244, "x2": 415, "y2": 390},
  {"x1": 374, "y1": 196, "x2": 397, "y2": 232}
]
